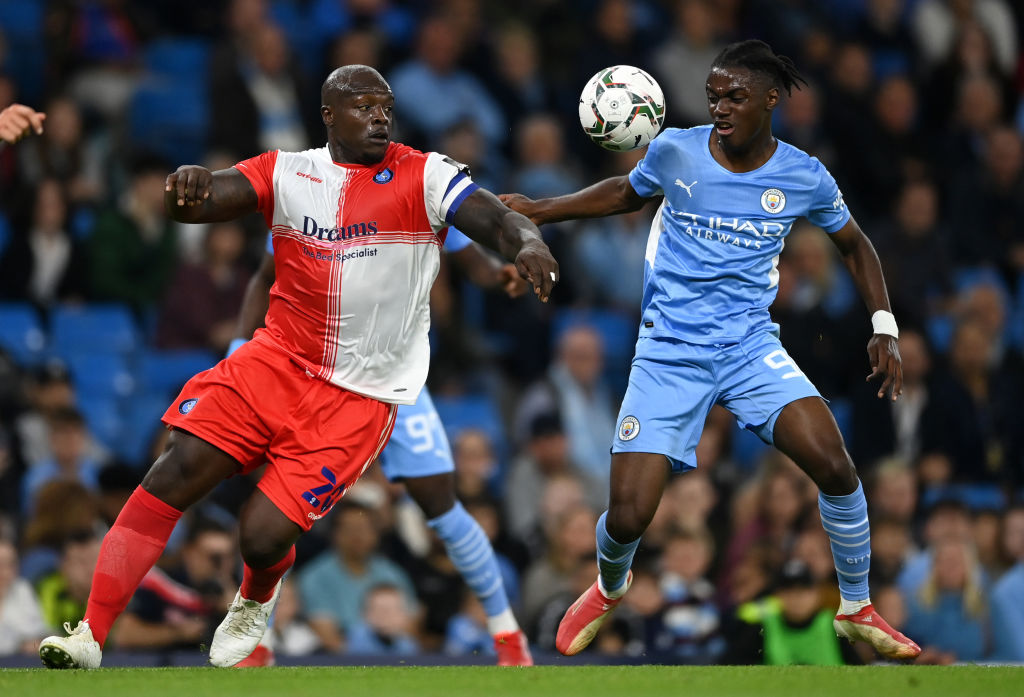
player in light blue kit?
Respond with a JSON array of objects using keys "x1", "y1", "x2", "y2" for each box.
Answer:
[
  {"x1": 503, "y1": 40, "x2": 922, "y2": 660},
  {"x1": 228, "y1": 228, "x2": 533, "y2": 665}
]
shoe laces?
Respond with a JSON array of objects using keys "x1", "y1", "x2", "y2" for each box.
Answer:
[
  {"x1": 222, "y1": 598, "x2": 266, "y2": 639},
  {"x1": 63, "y1": 620, "x2": 90, "y2": 637}
]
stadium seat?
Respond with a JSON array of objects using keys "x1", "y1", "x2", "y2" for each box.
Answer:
[
  {"x1": 137, "y1": 348, "x2": 219, "y2": 397},
  {"x1": 0, "y1": 0, "x2": 46, "y2": 103},
  {"x1": 433, "y1": 393, "x2": 508, "y2": 463},
  {"x1": 143, "y1": 38, "x2": 211, "y2": 79},
  {"x1": 0, "y1": 302, "x2": 47, "y2": 366},
  {"x1": 128, "y1": 78, "x2": 208, "y2": 166},
  {"x1": 117, "y1": 393, "x2": 172, "y2": 464},
  {"x1": 65, "y1": 352, "x2": 135, "y2": 399},
  {"x1": 75, "y1": 394, "x2": 123, "y2": 453},
  {"x1": 51, "y1": 304, "x2": 140, "y2": 357}
]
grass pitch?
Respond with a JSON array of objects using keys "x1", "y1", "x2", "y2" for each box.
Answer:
[{"x1": 1, "y1": 665, "x2": 1021, "y2": 697}]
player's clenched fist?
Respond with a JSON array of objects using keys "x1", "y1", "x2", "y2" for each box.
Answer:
[
  {"x1": 0, "y1": 103, "x2": 46, "y2": 144},
  {"x1": 165, "y1": 165, "x2": 213, "y2": 207}
]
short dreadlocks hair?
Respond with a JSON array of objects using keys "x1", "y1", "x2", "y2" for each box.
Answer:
[{"x1": 711, "y1": 40, "x2": 807, "y2": 96}]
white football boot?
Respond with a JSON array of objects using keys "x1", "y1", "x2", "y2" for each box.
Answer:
[
  {"x1": 39, "y1": 620, "x2": 102, "y2": 669},
  {"x1": 209, "y1": 580, "x2": 282, "y2": 668}
]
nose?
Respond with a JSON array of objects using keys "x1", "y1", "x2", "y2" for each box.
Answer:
[
  {"x1": 372, "y1": 106, "x2": 390, "y2": 124},
  {"x1": 712, "y1": 99, "x2": 728, "y2": 117}
]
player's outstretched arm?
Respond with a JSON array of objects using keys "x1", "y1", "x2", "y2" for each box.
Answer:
[
  {"x1": 451, "y1": 189, "x2": 559, "y2": 302},
  {"x1": 829, "y1": 218, "x2": 903, "y2": 400},
  {"x1": 500, "y1": 175, "x2": 651, "y2": 226},
  {"x1": 0, "y1": 103, "x2": 45, "y2": 144},
  {"x1": 164, "y1": 166, "x2": 259, "y2": 224},
  {"x1": 449, "y1": 243, "x2": 529, "y2": 298}
]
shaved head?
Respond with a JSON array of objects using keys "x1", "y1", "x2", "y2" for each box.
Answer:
[{"x1": 321, "y1": 65, "x2": 391, "y2": 104}]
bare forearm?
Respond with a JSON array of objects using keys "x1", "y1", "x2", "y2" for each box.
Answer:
[
  {"x1": 841, "y1": 236, "x2": 892, "y2": 315},
  {"x1": 165, "y1": 168, "x2": 258, "y2": 223},
  {"x1": 530, "y1": 176, "x2": 647, "y2": 224},
  {"x1": 451, "y1": 244, "x2": 505, "y2": 289}
]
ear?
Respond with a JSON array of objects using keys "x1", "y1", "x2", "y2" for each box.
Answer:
[
  {"x1": 765, "y1": 86, "x2": 780, "y2": 111},
  {"x1": 321, "y1": 105, "x2": 333, "y2": 126}
]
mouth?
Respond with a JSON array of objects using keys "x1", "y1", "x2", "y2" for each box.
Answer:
[
  {"x1": 714, "y1": 121, "x2": 734, "y2": 136},
  {"x1": 368, "y1": 130, "x2": 389, "y2": 145}
]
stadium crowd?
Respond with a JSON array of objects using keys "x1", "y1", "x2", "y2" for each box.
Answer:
[{"x1": 1, "y1": 0, "x2": 1023, "y2": 666}]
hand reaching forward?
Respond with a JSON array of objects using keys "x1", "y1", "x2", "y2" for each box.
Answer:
[
  {"x1": 515, "y1": 239, "x2": 559, "y2": 303},
  {"x1": 498, "y1": 263, "x2": 530, "y2": 298},
  {"x1": 0, "y1": 104, "x2": 45, "y2": 144}
]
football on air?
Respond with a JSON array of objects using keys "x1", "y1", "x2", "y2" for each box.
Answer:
[{"x1": 579, "y1": 65, "x2": 666, "y2": 151}]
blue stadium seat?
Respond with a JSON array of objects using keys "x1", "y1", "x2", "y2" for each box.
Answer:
[
  {"x1": 65, "y1": 353, "x2": 135, "y2": 399},
  {"x1": 117, "y1": 393, "x2": 171, "y2": 464},
  {"x1": 0, "y1": 302, "x2": 47, "y2": 366},
  {"x1": 129, "y1": 79, "x2": 208, "y2": 166},
  {"x1": 0, "y1": 0, "x2": 46, "y2": 103},
  {"x1": 51, "y1": 303, "x2": 140, "y2": 357},
  {"x1": 137, "y1": 348, "x2": 219, "y2": 397},
  {"x1": 144, "y1": 38, "x2": 211, "y2": 79},
  {"x1": 433, "y1": 393, "x2": 508, "y2": 462},
  {"x1": 75, "y1": 394, "x2": 123, "y2": 453}
]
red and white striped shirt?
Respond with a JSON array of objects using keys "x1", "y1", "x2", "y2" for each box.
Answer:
[{"x1": 235, "y1": 142, "x2": 478, "y2": 405}]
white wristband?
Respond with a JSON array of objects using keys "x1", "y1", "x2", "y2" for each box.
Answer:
[{"x1": 871, "y1": 310, "x2": 899, "y2": 339}]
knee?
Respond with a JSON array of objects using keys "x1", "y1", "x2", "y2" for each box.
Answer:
[
  {"x1": 814, "y1": 450, "x2": 858, "y2": 496},
  {"x1": 605, "y1": 507, "x2": 646, "y2": 544},
  {"x1": 239, "y1": 527, "x2": 291, "y2": 570}
]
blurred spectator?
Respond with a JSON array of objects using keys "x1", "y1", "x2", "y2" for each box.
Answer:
[
  {"x1": 450, "y1": 428, "x2": 500, "y2": 501},
  {"x1": 903, "y1": 537, "x2": 989, "y2": 661},
  {"x1": 873, "y1": 180, "x2": 954, "y2": 330},
  {"x1": 850, "y1": 329, "x2": 933, "y2": 468},
  {"x1": 869, "y1": 517, "x2": 916, "y2": 587},
  {"x1": 504, "y1": 412, "x2": 605, "y2": 545},
  {"x1": 990, "y1": 506, "x2": 1024, "y2": 661},
  {"x1": 722, "y1": 559, "x2": 856, "y2": 665},
  {"x1": 297, "y1": 501, "x2": 416, "y2": 652},
  {"x1": 94, "y1": 463, "x2": 139, "y2": 528},
  {"x1": 868, "y1": 460, "x2": 919, "y2": 526},
  {"x1": 21, "y1": 407, "x2": 105, "y2": 511},
  {"x1": 0, "y1": 538, "x2": 48, "y2": 655},
  {"x1": 209, "y1": 20, "x2": 318, "y2": 159},
  {"x1": 0, "y1": 428, "x2": 22, "y2": 528},
  {"x1": 267, "y1": 578, "x2": 321, "y2": 656},
  {"x1": 850, "y1": 0, "x2": 915, "y2": 77},
  {"x1": 444, "y1": 590, "x2": 492, "y2": 657},
  {"x1": 939, "y1": 73, "x2": 1008, "y2": 177},
  {"x1": 656, "y1": 527, "x2": 725, "y2": 662},
  {"x1": 521, "y1": 505, "x2": 596, "y2": 633},
  {"x1": 0, "y1": 178, "x2": 89, "y2": 309},
  {"x1": 18, "y1": 96, "x2": 104, "y2": 206},
  {"x1": 388, "y1": 15, "x2": 506, "y2": 152},
  {"x1": 920, "y1": 318, "x2": 1018, "y2": 484},
  {"x1": 912, "y1": 0, "x2": 1018, "y2": 75},
  {"x1": 948, "y1": 126, "x2": 1024, "y2": 278},
  {"x1": 155, "y1": 221, "x2": 250, "y2": 354},
  {"x1": 514, "y1": 325, "x2": 617, "y2": 480},
  {"x1": 898, "y1": 499, "x2": 974, "y2": 597},
  {"x1": 347, "y1": 583, "x2": 421, "y2": 656},
  {"x1": 111, "y1": 517, "x2": 237, "y2": 651},
  {"x1": 88, "y1": 155, "x2": 178, "y2": 311},
  {"x1": 508, "y1": 113, "x2": 581, "y2": 200},
  {"x1": 973, "y1": 508, "x2": 1005, "y2": 580},
  {"x1": 35, "y1": 530, "x2": 101, "y2": 631},
  {"x1": 651, "y1": 0, "x2": 725, "y2": 128},
  {"x1": 487, "y1": 23, "x2": 558, "y2": 133},
  {"x1": 19, "y1": 481, "x2": 102, "y2": 584}
]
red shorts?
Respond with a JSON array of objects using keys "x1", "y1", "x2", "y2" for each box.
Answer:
[{"x1": 161, "y1": 337, "x2": 397, "y2": 531}]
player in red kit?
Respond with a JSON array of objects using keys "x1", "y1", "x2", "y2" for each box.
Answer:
[{"x1": 38, "y1": 65, "x2": 558, "y2": 669}]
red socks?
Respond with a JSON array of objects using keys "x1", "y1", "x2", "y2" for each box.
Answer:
[
  {"x1": 240, "y1": 545, "x2": 295, "y2": 603},
  {"x1": 84, "y1": 487, "x2": 182, "y2": 647}
]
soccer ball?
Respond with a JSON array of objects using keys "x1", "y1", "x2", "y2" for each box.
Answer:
[{"x1": 579, "y1": 65, "x2": 666, "y2": 151}]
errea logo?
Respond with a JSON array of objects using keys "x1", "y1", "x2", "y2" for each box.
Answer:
[{"x1": 296, "y1": 171, "x2": 323, "y2": 183}]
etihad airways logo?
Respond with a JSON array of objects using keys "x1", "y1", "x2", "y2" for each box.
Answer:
[
  {"x1": 302, "y1": 215, "x2": 378, "y2": 242},
  {"x1": 670, "y1": 210, "x2": 791, "y2": 250}
]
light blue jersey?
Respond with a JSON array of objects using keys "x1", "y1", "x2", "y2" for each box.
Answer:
[
  {"x1": 629, "y1": 125, "x2": 850, "y2": 344},
  {"x1": 614, "y1": 126, "x2": 851, "y2": 470},
  {"x1": 265, "y1": 230, "x2": 471, "y2": 480}
]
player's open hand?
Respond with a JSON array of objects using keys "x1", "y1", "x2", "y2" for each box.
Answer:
[
  {"x1": 0, "y1": 104, "x2": 45, "y2": 143},
  {"x1": 166, "y1": 165, "x2": 213, "y2": 207},
  {"x1": 498, "y1": 263, "x2": 530, "y2": 298},
  {"x1": 866, "y1": 334, "x2": 902, "y2": 400},
  {"x1": 515, "y1": 240, "x2": 559, "y2": 303},
  {"x1": 499, "y1": 193, "x2": 543, "y2": 226}
]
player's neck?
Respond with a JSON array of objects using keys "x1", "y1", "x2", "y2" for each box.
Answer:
[{"x1": 710, "y1": 131, "x2": 777, "y2": 173}]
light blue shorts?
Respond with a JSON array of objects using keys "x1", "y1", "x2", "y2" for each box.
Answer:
[
  {"x1": 612, "y1": 333, "x2": 822, "y2": 472},
  {"x1": 378, "y1": 388, "x2": 455, "y2": 481}
]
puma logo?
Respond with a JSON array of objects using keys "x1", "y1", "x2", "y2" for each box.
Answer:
[{"x1": 674, "y1": 178, "x2": 697, "y2": 197}]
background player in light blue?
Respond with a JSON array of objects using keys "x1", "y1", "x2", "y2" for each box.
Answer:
[
  {"x1": 503, "y1": 40, "x2": 921, "y2": 661},
  {"x1": 228, "y1": 227, "x2": 533, "y2": 665}
]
